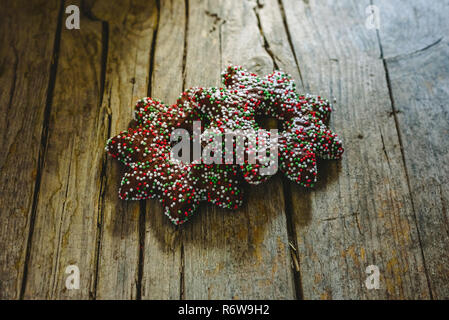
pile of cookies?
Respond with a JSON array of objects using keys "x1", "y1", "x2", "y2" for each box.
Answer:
[{"x1": 105, "y1": 66, "x2": 344, "y2": 225}]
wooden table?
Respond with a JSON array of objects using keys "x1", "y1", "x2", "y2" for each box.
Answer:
[{"x1": 0, "y1": 0, "x2": 448, "y2": 299}]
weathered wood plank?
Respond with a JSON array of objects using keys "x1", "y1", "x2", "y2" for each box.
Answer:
[
  {"x1": 181, "y1": 0, "x2": 296, "y2": 300},
  {"x1": 376, "y1": 0, "x2": 449, "y2": 299},
  {"x1": 86, "y1": 0, "x2": 159, "y2": 299},
  {"x1": 279, "y1": 0, "x2": 431, "y2": 299},
  {"x1": 22, "y1": 0, "x2": 106, "y2": 299},
  {"x1": 0, "y1": 0, "x2": 61, "y2": 299},
  {"x1": 4, "y1": 0, "x2": 444, "y2": 301},
  {"x1": 141, "y1": 0, "x2": 185, "y2": 300}
]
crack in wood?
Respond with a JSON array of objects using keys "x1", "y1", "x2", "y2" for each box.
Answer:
[
  {"x1": 385, "y1": 37, "x2": 444, "y2": 62},
  {"x1": 276, "y1": 0, "x2": 305, "y2": 88},
  {"x1": 282, "y1": 179, "x2": 304, "y2": 299},
  {"x1": 91, "y1": 16, "x2": 110, "y2": 300},
  {"x1": 379, "y1": 128, "x2": 392, "y2": 172},
  {"x1": 179, "y1": 242, "x2": 185, "y2": 299},
  {"x1": 182, "y1": 0, "x2": 189, "y2": 91},
  {"x1": 253, "y1": 5, "x2": 279, "y2": 70},
  {"x1": 147, "y1": 0, "x2": 160, "y2": 97},
  {"x1": 321, "y1": 212, "x2": 360, "y2": 222},
  {"x1": 6, "y1": 45, "x2": 18, "y2": 113},
  {"x1": 204, "y1": 9, "x2": 225, "y2": 33},
  {"x1": 136, "y1": 199, "x2": 146, "y2": 300}
]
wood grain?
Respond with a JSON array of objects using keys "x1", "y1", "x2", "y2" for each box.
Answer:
[
  {"x1": 0, "y1": 0, "x2": 61, "y2": 299},
  {"x1": 280, "y1": 0, "x2": 430, "y2": 299},
  {"x1": 376, "y1": 0, "x2": 449, "y2": 299},
  {"x1": 22, "y1": 0, "x2": 105, "y2": 299}
]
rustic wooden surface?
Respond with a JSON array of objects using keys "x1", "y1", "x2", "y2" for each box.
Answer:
[{"x1": 0, "y1": 0, "x2": 448, "y2": 299}]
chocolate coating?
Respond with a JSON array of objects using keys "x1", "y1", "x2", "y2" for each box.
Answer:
[{"x1": 106, "y1": 66, "x2": 344, "y2": 224}]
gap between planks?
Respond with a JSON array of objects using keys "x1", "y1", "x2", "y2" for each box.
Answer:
[
  {"x1": 253, "y1": 2, "x2": 305, "y2": 299},
  {"x1": 19, "y1": 0, "x2": 66, "y2": 300},
  {"x1": 374, "y1": 21, "x2": 434, "y2": 299}
]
